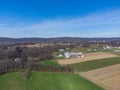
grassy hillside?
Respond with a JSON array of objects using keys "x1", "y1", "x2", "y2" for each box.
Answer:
[
  {"x1": 0, "y1": 73, "x2": 26, "y2": 90},
  {"x1": 0, "y1": 72, "x2": 104, "y2": 90},
  {"x1": 39, "y1": 60, "x2": 60, "y2": 67},
  {"x1": 70, "y1": 57, "x2": 120, "y2": 72}
]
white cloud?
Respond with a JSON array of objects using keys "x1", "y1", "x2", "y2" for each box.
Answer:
[
  {"x1": 0, "y1": 10, "x2": 120, "y2": 37},
  {"x1": 0, "y1": 24, "x2": 7, "y2": 26}
]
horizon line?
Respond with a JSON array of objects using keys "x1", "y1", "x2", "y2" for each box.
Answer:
[{"x1": 0, "y1": 36, "x2": 120, "y2": 39}]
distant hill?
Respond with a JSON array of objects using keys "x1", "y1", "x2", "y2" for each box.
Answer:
[{"x1": 0, "y1": 37, "x2": 120, "y2": 44}]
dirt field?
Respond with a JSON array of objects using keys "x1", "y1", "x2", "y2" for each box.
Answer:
[
  {"x1": 80, "y1": 64, "x2": 120, "y2": 90},
  {"x1": 58, "y1": 52, "x2": 118, "y2": 65}
]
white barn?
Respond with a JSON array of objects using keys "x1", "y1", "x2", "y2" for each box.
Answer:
[{"x1": 64, "y1": 52, "x2": 84, "y2": 58}]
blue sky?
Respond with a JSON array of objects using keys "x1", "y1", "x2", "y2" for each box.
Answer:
[{"x1": 0, "y1": 0, "x2": 120, "y2": 38}]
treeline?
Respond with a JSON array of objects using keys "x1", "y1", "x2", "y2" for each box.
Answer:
[
  {"x1": 0, "y1": 59, "x2": 26, "y2": 75},
  {"x1": 0, "y1": 44, "x2": 74, "y2": 61},
  {"x1": 27, "y1": 61, "x2": 73, "y2": 73},
  {"x1": 0, "y1": 45, "x2": 74, "y2": 75},
  {"x1": 0, "y1": 46, "x2": 53, "y2": 61},
  {"x1": 0, "y1": 60, "x2": 73, "y2": 75}
]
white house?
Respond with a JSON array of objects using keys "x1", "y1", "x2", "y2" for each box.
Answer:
[
  {"x1": 57, "y1": 54, "x2": 64, "y2": 58},
  {"x1": 64, "y1": 52, "x2": 71, "y2": 58},
  {"x1": 59, "y1": 49, "x2": 64, "y2": 52},
  {"x1": 64, "y1": 52, "x2": 84, "y2": 58},
  {"x1": 103, "y1": 45, "x2": 111, "y2": 50},
  {"x1": 14, "y1": 58, "x2": 22, "y2": 62}
]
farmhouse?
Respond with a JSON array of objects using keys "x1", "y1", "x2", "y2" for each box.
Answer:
[
  {"x1": 103, "y1": 45, "x2": 111, "y2": 50},
  {"x1": 14, "y1": 58, "x2": 22, "y2": 62},
  {"x1": 64, "y1": 52, "x2": 84, "y2": 58},
  {"x1": 59, "y1": 49, "x2": 64, "y2": 52},
  {"x1": 57, "y1": 54, "x2": 64, "y2": 57}
]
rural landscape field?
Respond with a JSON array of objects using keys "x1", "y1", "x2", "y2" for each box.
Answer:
[
  {"x1": 0, "y1": 72, "x2": 104, "y2": 90},
  {"x1": 0, "y1": 0, "x2": 120, "y2": 90},
  {"x1": 58, "y1": 52, "x2": 118, "y2": 65},
  {"x1": 0, "y1": 47, "x2": 120, "y2": 90},
  {"x1": 80, "y1": 64, "x2": 120, "y2": 90}
]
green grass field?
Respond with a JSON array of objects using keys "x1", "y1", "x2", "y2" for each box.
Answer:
[
  {"x1": 70, "y1": 57, "x2": 120, "y2": 72},
  {"x1": 39, "y1": 60, "x2": 60, "y2": 67},
  {"x1": 0, "y1": 73, "x2": 26, "y2": 90},
  {"x1": 0, "y1": 72, "x2": 104, "y2": 90}
]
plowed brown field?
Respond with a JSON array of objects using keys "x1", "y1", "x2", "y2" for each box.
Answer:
[
  {"x1": 80, "y1": 64, "x2": 120, "y2": 90},
  {"x1": 58, "y1": 52, "x2": 118, "y2": 65}
]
